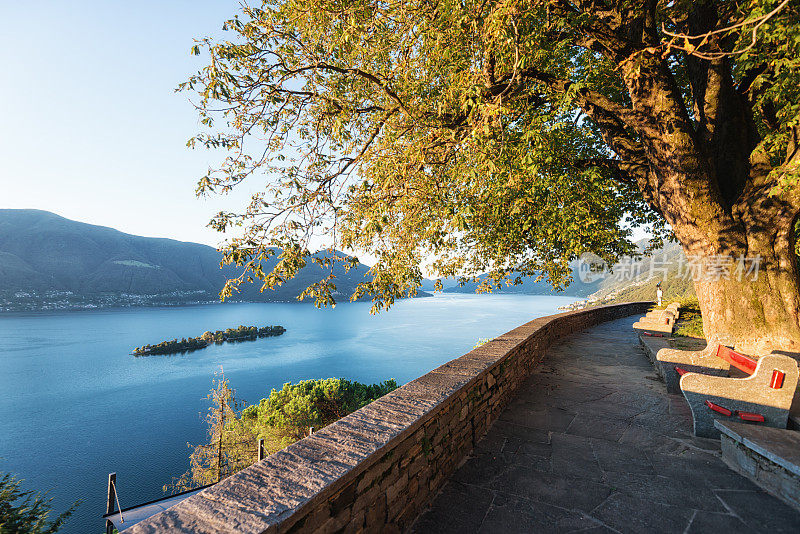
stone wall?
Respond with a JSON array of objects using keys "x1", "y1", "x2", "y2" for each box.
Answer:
[
  {"x1": 720, "y1": 432, "x2": 800, "y2": 512},
  {"x1": 129, "y1": 302, "x2": 650, "y2": 534}
]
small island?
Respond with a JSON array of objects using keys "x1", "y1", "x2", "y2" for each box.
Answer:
[{"x1": 132, "y1": 325, "x2": 286, "y2": 356}]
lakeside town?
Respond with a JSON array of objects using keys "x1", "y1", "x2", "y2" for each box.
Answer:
[{"x1": 0, "y1": 289, "x2": 218, "y2": 312}]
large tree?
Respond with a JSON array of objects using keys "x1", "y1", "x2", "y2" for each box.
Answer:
[{"x1": 185, "y1": 0, "x2": 800, "y2": 353}]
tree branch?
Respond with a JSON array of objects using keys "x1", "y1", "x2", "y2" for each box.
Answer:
[
  {"x1": 488, "y1": 66, "x2": 639, "y2": 130},
  {"x1": 661, "y1": 0, "x2": 791, "y2": 60}
]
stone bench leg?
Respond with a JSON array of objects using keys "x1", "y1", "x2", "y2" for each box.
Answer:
[
  {"x1": 680, "y1": 354, "x2": 800, "y2": 439},
  {"x1": 656, "y1": 345, "x2": 729, "y2": 394}
]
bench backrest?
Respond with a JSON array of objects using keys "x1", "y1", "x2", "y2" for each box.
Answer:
[{"x1": 715, "y1": 345, "x2": 757, "y2": 374}]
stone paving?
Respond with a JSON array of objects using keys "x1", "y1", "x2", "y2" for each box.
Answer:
[{"x1": 411, "y1": 316, "x2": 800, "y2": 533}]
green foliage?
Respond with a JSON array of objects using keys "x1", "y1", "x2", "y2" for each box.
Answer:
[
  {"x1": 181, "y1": 0, "x2": 671, "y2": 312},
  {"x1": 0, "y1": 472, "x2": 79, "y2": 534},
  {"x1": 168, "y1": 376, "x2": 397, "y2": 493},
  {"x1": 473, "y1": 338, "x2": 490, "y2": 348},
  {"x1": 165, "y1": 373, "x2": 252, "y2": 493},
  {"x1": 201, "y1": 325, "x2": 286, "y2": 344},
  {"x1": 671, "y1": 295, "x2": 702, "y2": 311},
  {"x1": 241, "y1": 378, "x2": 398, "y2": 444},
  {"x1": 182, "y1": 0, "x2": 800, "y2": 314},
  {"x1": 735, "y1": 0, "x2": 800, "y2": 194},
  {"x1": 133, "y1": 337, "x2": 208, "y2": 356}
]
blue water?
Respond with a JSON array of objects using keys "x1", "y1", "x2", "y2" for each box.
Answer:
[{"x1": 0, "y1": 294, "x2": 573, "y2": 533}]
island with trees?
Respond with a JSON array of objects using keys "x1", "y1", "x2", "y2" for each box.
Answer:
[{"x1": 132, "y1": 325, "x2": 286, "y2": 356}]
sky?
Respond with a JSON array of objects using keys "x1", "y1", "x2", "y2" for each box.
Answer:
[
  {"x1": 0, "y1": 2, "x2": 650, "y2": 254},
  {"x1": 0, "y1": 1, "x2": 253, "y2": 247}
]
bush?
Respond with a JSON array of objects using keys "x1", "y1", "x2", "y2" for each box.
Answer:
[
  {"x1": 167, "y1": 376, "x2": 397, "y2": 493},
  {"x1": 243, "y1": 378, "x2": 398, "y2": 441}
]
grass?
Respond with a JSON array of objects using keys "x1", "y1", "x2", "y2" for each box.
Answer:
[
  {"x1": 600, "y1": 275, "x2": 696, "y2": 307},
  {"x1": 671, "y1": 296, "x2": 704, "y2": 338}
]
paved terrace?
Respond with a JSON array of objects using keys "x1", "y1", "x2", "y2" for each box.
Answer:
[{"x1": 412, "y1": 316, "x2": 800, "y2": 533}]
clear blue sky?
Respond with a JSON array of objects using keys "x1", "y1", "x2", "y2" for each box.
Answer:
[
  {"x1": 0, "y1": 2, "x2": 650, "y2": 253},
  {"x1": 0, "y1": 1, "x2": 253, "y2": 247}
]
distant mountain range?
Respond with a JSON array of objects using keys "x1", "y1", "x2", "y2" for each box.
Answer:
[
  {"x1": 435, "y1": 239, "x2": 694, "y2": 302},
  {"x1": 0, "y1": 210, "x2": 377, "y2": 310},
  {"x1": 441, "y1": 271, "x2": 601, "y2": 297},
  {"x1": 0, "y1": 209, "x2": 685, "y2": 311}
]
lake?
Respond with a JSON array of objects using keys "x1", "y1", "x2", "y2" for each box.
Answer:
[{"x1": 0, "y1": 294, "x2": 575, "y2": 533}]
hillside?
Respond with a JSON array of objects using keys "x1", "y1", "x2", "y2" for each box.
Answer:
[
  {"x1": 419, "y1": 277, "x2": 460, "y2": 292},
  {"x1": 1, "y1": 210, "x2": 692, "y2": 311},
  {"x1": 587, "y1": 240, "x2": 695, "y2": 304},
  {"x1": 454, "y1": 240, "x2": 697, "y2": 309},
  {"x1": 434, "y1": 243, "x2": 691, "y2": 298},
  {"x1": 541, "y1": 240, "x2": 696, "y2": 311},
  {"x1": 0, "y1": 210, "x2": 378, "y2": 310}
]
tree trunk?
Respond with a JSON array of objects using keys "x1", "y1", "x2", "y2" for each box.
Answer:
[
  {"x1": 616, "y1": 51, "x2": 800, "y2": 354},
  {"x1": 678, "y1": 213, "x2": 800, "y2": 355}
]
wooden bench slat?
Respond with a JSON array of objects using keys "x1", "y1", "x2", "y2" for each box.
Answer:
[
  {"x1": 770, "y1": 370, "x2": 786, "y2": 390},
  {"x1": 706, "y1": 400, "x2": 733, "y2": 417},
  {"x1": 715, "y1": 345, "x2": 758, "y2": 375},
  {"x1": 739, "y1": 411, "x2": 766, "y2": 422}
]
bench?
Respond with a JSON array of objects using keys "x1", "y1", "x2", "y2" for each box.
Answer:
[
  {"x1": 633, "y1": 303, "x2": 679, "y2": 334},
  {"x1": 644, "y1": 311, "x2": 675, "y2": 321},
  {"x1": 680, "y1": 348, "x2": 799, "y2": 438},
  {"x1": 641, "y1": 310, "x2": 676, "y2": 324},
  {"x1": 633, "y1": 310, "x2": 677, "y2": 334},
  {"x1": 644, "y1": 302, "x2": 680, "y2": 320},
  {"x1": 656, "y1": 343, "x2": 729, "y2": 394},
  {"x1": 638, "y1": 334, "x2": 726, "y2": 393}
]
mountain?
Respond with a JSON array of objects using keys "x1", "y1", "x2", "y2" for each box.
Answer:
[
  {"x1": 0, "y1": 209, "x2": 378, "y2": 309},
  {"x1": 441, "y1": 269, "x2": 603, "y2": 297},
  {"x1": 0, "y1": 209, "x2": 692, "y2": 310},
  {"x1": 439, "y1": 239, "x2": 696, "y2": 301},
  {"x1": 419, "y1": 277, "x2": 460, "y2": 292}
]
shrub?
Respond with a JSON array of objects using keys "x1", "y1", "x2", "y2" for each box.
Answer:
[{"x1": 167, "y1": 376, "x2": 397, "y2": 493}]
